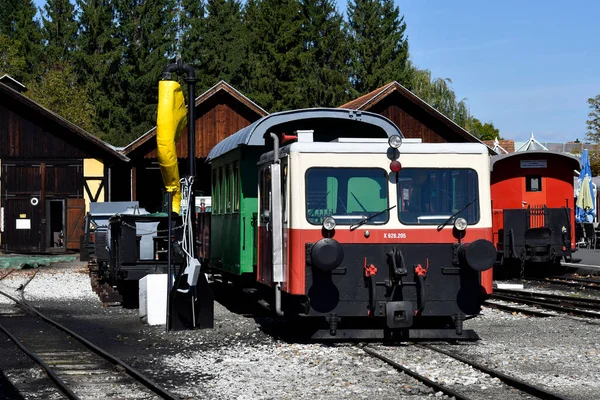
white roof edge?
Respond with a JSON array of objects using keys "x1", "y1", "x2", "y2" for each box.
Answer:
[
  {"x1": 286, "y1": 141, "x2": 488, "y2": 155},
  {"x1": 0, "y1": 74, "x2": 26, "y2": 89},
  {"x1": 198, "y1": 80, "x2": 269, "y2": 116}
]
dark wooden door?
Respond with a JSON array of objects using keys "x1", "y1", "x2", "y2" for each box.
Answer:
[
  {"x1": 65, "y1": 198, "x2": 85, "y2": 250},
  {"x1": 2, "y1": 163, "x2": 42, "y2": 253},
  {"x1": 4, "y1": 198, "x2": 42, "y2": 253}
]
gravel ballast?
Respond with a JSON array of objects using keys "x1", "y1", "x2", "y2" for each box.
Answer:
[{"x1": 0, "y1": 260, "x2": 599, "y2": 399}]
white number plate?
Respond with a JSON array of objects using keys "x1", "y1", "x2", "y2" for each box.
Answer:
[{"x1": 383, "y1": 232, "x2": 406, "y2": 239}]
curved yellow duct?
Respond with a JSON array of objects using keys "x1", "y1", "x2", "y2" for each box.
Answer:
[{"x1": 156, "y1": 80, "x2": 187, "y2": 214}]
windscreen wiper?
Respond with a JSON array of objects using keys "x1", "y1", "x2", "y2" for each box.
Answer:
[
  {"x1": 350, "y1": 205, "x2": 397, "y2": 231},
  {"x1": 436, "y1": 198, "x2": 478, "y2": 232}
]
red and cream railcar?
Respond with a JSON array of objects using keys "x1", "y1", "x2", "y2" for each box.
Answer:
[
  {"x1": 490, "y1": 151, "x2": 580, "y2": 273},
  {"x1": 256, "y1": 131, "x2": 496, "y2": 339}
]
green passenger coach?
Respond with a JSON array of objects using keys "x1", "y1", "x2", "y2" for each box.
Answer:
[{"x1": 209, "y1": 147, "x2": 263, "y2": 277}]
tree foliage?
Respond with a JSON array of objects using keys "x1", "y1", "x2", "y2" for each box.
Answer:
[
  {"x1": 298, "y1": 0, "x2": 352, "y2": 107},
  {"x1": 0, "y1": 35, "x2": 26, "y2": 78},
  {"x1": 25, "y1": 62, "x2": 97, "y2": 134},
  {"x1": 586, "y1": 95, "x2": 600, "y2": 143},
  {"x1": 197, "y1": 0, "x2": 247, "y2": 90},
  {"x1": 0, "y1": 0, "x2": 42, "y2": 81},
  {"x1": 466, "y1": 118, "x2": 501, "y2": 141},
  {"x1": 41, "y1": 0, "x2": 78, "y2": 64},
  {"x1": 0, "y1": 0, "x2": 497, "y2": 147},
  {"x1": 347, "y1": 0, "x2": 409, "y2": 94}
]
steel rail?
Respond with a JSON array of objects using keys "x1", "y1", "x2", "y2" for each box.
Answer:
[
  {"x1": 0, "y1": 269, "x2": 15, "y2": 281},
  {"x1": 363, "y1": 346, "x2": 470, "y2": 400},
  {"x1": 483, "y1": 300, "x2": 554, "y2": 317},
  {"x1": 419, "y1": 344, "x2": 570, "y2": 400},
  {"x1": 494, "y1": 289, "x2": 600, "y2": 309},
  {"x1": 0, "y1": 321, "x2": 80, "y2": 399},
  {"x1": 491, "y1": 293, "x2": 600, "y2": 319},
  {"x1": 0, "y1": 288, "x2": 179, "y2": 400},
  {"x1": 525, "y1": 278, "x2": 600, "y2": 290}
]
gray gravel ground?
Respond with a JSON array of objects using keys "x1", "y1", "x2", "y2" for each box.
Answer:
[{"x1": 0, "y1": 260, "x2": 599, "y2": 399}]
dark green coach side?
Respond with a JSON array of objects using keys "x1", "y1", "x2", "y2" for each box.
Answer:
[{"x1": 209, "y1": 147, "x2": 263, "y2": 276}]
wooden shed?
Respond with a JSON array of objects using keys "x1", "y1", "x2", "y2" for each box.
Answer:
[
  {"x1": 0, "y1": 81, "x2": 129, "y2": 253},
  {"x1": 122, "y1": 80, "x2": 268, "y2": 213},
  {"x1": 340, "y1": 81, "x2": 489, "y2": 146}
]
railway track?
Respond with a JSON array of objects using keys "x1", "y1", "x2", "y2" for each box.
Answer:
[
  {"x1": 489, "y1": 288, "x2": 600, "y2": 319},
  {"x1": 363, "y1": 344, "x2": 570, "y2": 400},
  {"x1": 529, "y1": 275, "x2": 600, "y2": 291},
  {"x1": 0, "y1": 272, "x2": 179, "y2": 399}
]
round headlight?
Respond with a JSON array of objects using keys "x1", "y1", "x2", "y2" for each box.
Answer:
[
  {"x1": 388, "y1": 135, "x2": 402, "y2": 149},
  {"x1": 323, "y1": 217, "x2": 336, "y2": 231},
  {"x1": 454, "y1": 217, "x2": 468, "y2": 231}
]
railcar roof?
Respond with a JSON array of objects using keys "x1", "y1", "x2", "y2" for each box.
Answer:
[
  {"x1": 490, "y1": 150, "x2": 581, "y2": 171},
  {"x1": 206, "y1": 108, "x2": 403, "y2": 162},
  {"x1": 258, "y1": 141, "x2": 489, "y2": 164}
]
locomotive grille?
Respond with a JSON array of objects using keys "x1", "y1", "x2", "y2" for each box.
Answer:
[{"x1": 528, "y1": 205, "x2": 547, "y2": 228}]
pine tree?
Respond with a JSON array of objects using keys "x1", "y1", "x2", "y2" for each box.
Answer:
[
  {"x1": 0, "y1": 35, "x2": 26, "y2": 78},
  {"x1": 347, "y1": 0, "x2": 409, "y2": 94},
  {"x1": 0, "y1": 0, "x2": 42, "y2": 81},
  {"x1": 197, "y1": 0, "x2": 247, "y2": 90},
  {"x1": 180, "y1": 0, "x2": 205, "y2": 70},
  {"x1": 298, "y1": 0, "x2": 352, "y2": 107},
  {"x1": 41, "y1": 0, "x2": 79, "y2": 65},
  {"x1": 76, "y1": 0, "x2": 130, "y2": 143},
  {"x1": 0, "y1": 0, "x2": 23, "y2": 35},
  {"x1": 244, "y1": 0, "x2": 304, "y2": 111},
  {"x1": 115, "y1": 0, "x2": 178, "y2": 143}
]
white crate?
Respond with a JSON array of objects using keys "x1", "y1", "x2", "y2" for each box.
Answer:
[{"x1": 139, "y1": 274, "x2": 168, "y2": 325}]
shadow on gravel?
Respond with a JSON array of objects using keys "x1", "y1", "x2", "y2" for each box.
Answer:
[
  {"x1": 0, "y1": 370, "x2": 25, "y2": 400},
  {"x1": 210, "y1": 279, "x2": 395, "y2": 345}
]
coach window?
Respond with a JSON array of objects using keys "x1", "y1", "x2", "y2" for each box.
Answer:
[
  {"x1": 526, "y1": 175, "x2": 542, "y2": 192},
  {"x1": 225, "y1": 164, "x2": 233, "y2": 213},
  {"x1": 233, "y1": 162, "x2": 240, "y2": 212},
  {"x1": 212, "y1": 169, "x2": 219, "y2": 214},
  {"x1": 220, "y1": 166, "x2": 227, "y2": 214},
  {"x1": 398, "y1": 168, "x2": 479, "y2": 225},
  {"x1": 305, "y1": 168, "x2": 389, "y2": 225}
]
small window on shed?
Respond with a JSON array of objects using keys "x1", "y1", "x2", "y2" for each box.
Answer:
[{"x1": 526, "y1": 175, "x2": 542, "y2": 192}]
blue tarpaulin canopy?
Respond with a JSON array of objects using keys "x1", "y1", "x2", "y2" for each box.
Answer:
[{"x1": 575, "y1": 149, "x2": 596, "y2": 223}]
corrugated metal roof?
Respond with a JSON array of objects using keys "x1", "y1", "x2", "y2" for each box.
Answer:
[{"x1": 206, "y1": 108, "x2": 403, "y2": 161}]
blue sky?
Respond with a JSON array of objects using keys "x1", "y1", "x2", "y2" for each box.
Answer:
[{"x1": 33, "y1": 0, "x2": 599, "y2": 142}]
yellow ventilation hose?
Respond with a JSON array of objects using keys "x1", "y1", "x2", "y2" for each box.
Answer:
[{"x1": 156, "y1": 80, "x2": 187, "y2": 214}]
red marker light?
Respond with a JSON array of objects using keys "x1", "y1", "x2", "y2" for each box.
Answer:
[{"x1": 390, "y1": 160, "x2": 402, "y2": 173}]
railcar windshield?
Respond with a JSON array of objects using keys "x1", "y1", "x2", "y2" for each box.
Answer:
[
  {"x1": 306, "y1": 168, "x2": 389, "y2": 225},
  {"x1": 397, "y1": 168, "x2": 479, "y2": 225}
]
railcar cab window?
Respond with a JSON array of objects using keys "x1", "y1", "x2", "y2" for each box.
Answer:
[
  {"x1": 305, "y1": 168, "x2": 389, "y2": 225},
  {"x1": 398, "y1": 168, "x2": 479, "y2": 225},
  {"x1": 526, "y1": 175, "x2": 542, "y2": 192}
]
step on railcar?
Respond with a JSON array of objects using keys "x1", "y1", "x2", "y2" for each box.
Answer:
[{"x1": 205, "y1": 108, "x2": 496, "y2": 340}]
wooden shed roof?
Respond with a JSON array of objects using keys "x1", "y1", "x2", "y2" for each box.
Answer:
[
  {"x1": 123, "y1": 80, "x2": 268, "y2": 156},
  {"x1": 340, "y1": 81, "x2": 486, "y2": 145},
  {"x1": 0, "y1": 82, "x2": 129, "y2": 162}
]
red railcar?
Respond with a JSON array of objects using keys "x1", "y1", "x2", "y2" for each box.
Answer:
[{"x1": 490, "y1": 151, "x2": 580, "y2": 274}]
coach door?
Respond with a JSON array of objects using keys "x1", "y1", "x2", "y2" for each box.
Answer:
[{"x1": 258, "y1": 166, "x2": 273, "y2": 283}]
